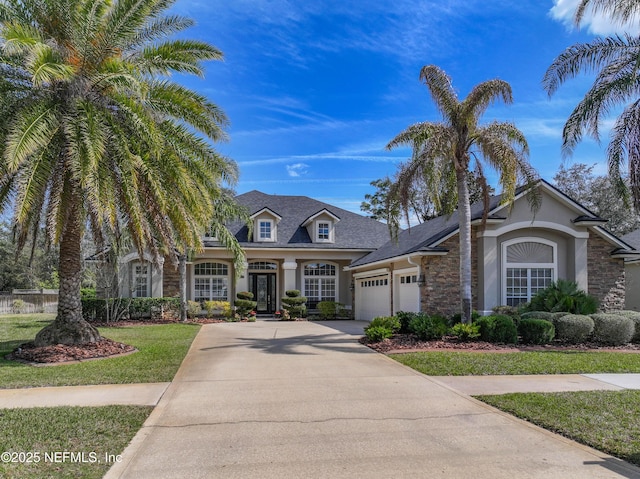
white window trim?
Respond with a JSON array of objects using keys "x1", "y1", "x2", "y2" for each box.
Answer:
[
  {"x1": 131, "y1": 261, "x2": 151, "y2": 298},
  {"x1": 501, "y1": 237, "x2": 557, "y2": 306},
  {"x1": 191, "y1": 261, "x2": 231, "y2": 302},
  {"x1": 303, "y1": 261, "x2": 339, "y2": 306},
  {"x1": 256, "y1": 219, "x2": 276, "y2": 242},
  {"x1": 315, "y1": 220, "x2": 333, "y2": 243}
]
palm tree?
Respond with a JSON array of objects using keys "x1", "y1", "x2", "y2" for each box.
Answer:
[
  {"x1": 386, "y1": 65, "x2": 538, "y2": 323},
  {"x1": 0, "y1": 0, "x2": 247, "y2": 346},
  {"x1": 544, "y1": 0, "x2": 640, "y2": 210}
]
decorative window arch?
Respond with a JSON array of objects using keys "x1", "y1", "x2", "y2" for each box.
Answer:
[
  {"x1": 502, "y1": 238, "x2": 557, "y2": 307},
  {"x1": 193, "y1": 262, "x2": 230, "y2": 303},
  {"x1": 248, "y1": 261, "x2": 278, "y2": 271},
  {"x1": 303, "y1": 262, "x2": 338, "y2": 309}
]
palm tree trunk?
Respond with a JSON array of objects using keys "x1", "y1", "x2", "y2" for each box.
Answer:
[
  {"x1": 33, "y1": 195, "x2": 101, "y2": 346},
  {"x1": 456, "y1": 168, "x2": 473, "y2": 324},
  {"x1": 178, "y1": 252, "x2": 187, "y2": 322}
]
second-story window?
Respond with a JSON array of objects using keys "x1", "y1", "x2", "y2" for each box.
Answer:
[
  {"x1": 258, "y1": 220, "x2": 273, "y2": 241},
  {"x1": 317, "y1": 222, "x2": 330, "y2": 241}
]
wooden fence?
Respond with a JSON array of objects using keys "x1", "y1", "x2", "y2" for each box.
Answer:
[{"x1": 0, "y1": 290, "x2": 59, "y2": 314}]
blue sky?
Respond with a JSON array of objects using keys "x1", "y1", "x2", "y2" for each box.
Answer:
[{"x1": 170, "y1": 0, "x2": 637, "y2": 214}]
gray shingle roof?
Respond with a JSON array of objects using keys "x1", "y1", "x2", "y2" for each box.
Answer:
[
  {"x1": 622, "y1": 229, "x2": 640, "y2": 250},
  {"x1": 210, "y1": 190, "x2": 391, "y2": 250},
  {"x1": 349, "y1": 194, "x2": 504, "y2": 267}
]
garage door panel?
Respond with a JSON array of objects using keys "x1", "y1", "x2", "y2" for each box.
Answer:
[{"x1": 355, "y1": 275, "x2": 390, "y2": 321}]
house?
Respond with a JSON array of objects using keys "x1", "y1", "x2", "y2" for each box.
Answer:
[
  {"x1": 111, "y1": 182, "x2": 640, "y2": 319},
  {"x1": 114, "y1": 190, "x2": 391, "y2": 314},
  {"x1": 621, "y1": 229, "x2": 640, "y2": 311},
  {"x1": 346, "y1": 180, "x2": 640, "y2": 319}
]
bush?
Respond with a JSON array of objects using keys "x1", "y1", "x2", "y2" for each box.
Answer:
[
  {"x1": 186, "y1": 300, "x2": 201, "y2": 319},
  {"x1": 449, "y1": 322, "x2": 481, "y2": 341},
  {"x1": 518, "y1": 319, "x2": 555, "y2": 345},
  {"x1": 80, "y1": 288, "x2": 97, "y2": 299},
  {"x1": 365, "y1": 325, "x2": 393, "y2": 342},
  {"x1": 614, "y1": 310, "x2": 640, "y2": 343},
  {"x1": 475, "y1": 315, "x2": 518, "y2": 344},
  {"x1": 203, "y1": 300, "x2": 232, "y2": 318},
  {"x1": 281, "y1": 290, "x2": 306, "y2": 319},
  {"x1": 449, "y1": 310, "x2": 480, "y2": 326},
  {"x1": 11, "y1": 299, "x2": 26, "y2": 314},
  {"x1": 317, "y1": 301, "x2": 343, "y2": 319},
  {"x1": 551, "y1": 311, "x2": 571, "y2": 322},
  {"x1": 235, "y1": 291, "x2": 257, "y2": 318},
  {"x1": 409, "y1": 313, "x2": 448, "y2": 340},
  {"x1": 396, "y1": 311, "x2": 418, "y2": 334},
  {"x1": 520, "y1": 311, "x2": 556, "y2": 322},
  {"x1": 527, "y1": 279, "x2": 598, "y2": 314},
  {"x1": 554, "y1": 314, "x2": 594, "y2": 343},
  {"x1": 367, "y1": 316, "x2": 401, "y2": 333},
  {"x1": 492, "y1": 305, "x2": 521, "y2": 325},
  {"x1": 591, "y1": 313, "x2": 635, "y2": 346},
  {"x1": 81, "y1": 297, "x2": 180, "y2": 322}
]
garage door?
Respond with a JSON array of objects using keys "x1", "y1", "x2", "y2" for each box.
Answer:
[
  {"x1": 394, "y1": 269, "x2": 419, "y2": 314},
  {"x1": 354, "y1": 272, "x2": 391, "y2": 321}
]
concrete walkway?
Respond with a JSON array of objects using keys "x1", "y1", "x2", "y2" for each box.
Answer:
[{"x1": 99, "y1": 320, "x2": 640, "y2": 479}]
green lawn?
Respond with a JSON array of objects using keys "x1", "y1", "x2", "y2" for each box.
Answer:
[
  {"x1": 390, "y1": 350, "x2": 640, "y2": 376},
  {"x1": 0, "y1": 314, "x2": 200, "y2": 388},
  {"x1": 0, "y1": 405, "x2": 152, "y2": 479},
  {"x1": 479, "y1": 390, "x2": 640, "y2": 467}
]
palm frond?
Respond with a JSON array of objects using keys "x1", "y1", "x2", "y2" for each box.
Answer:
[{"x1": 419, "y1": 65, "x2": 459, "y2": 120}]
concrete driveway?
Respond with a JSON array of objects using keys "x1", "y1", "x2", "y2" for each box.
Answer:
[{"x1": 105, "y1": 320, "x2": 640, "y2": 479}]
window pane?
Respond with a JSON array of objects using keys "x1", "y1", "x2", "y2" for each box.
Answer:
[
  {"x1": 259, "y1": 221, "x2": 271, "y2": 239},
  {"x1": 304, "y1": 263, "x2": 336, "y2": 276},
  {"x1": 318, "y1": 222, "x2": 330, "y2": 240},
  {"x1": 133, "y1": 264, "x2": 149, "y2": 298},
  {"x1": 195, "y1": 262, "x2": 228, "y2": 276}
]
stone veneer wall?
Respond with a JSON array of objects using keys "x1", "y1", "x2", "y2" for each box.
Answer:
[
  {"x1": 420, "y1": 229, "x2": 478, "y2": 318},
  {"x1": 587, "y1": 235, "x2": 625, "y2": 311},
  {"x1": 162, "y1": 260, "x2": 180, "y2": 298}
]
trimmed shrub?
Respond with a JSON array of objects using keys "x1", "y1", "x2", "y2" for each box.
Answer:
[
  {"x1": 521, "y1": 311, "x2": 555, "y2": 322},
  {"x1": 365, "y1": 325, "x2": 393, "y2": 342},
  {"x1": 614, "y1": 310, "x2": 640, "y2": 343},
  {"x1": 551, "y1": 311, "x2": 571, "y2": 322},
  {"x1": 492, "y1": 305, "x2": 521, "y2": 325},
  {"x1": 204, "y1": 300, "x2": 232, "y2": 318},
  {"x1": 449, "y1": 310, "x2": 481, "y2": 326},
  {"x1": 281, "y1": 290, "x2": 307, "y2": 319},
  {"x1": 368, "y1": 316, "x2": 401, "y2": 333},
  {"x1": 518, "y1": 319, "x2": 555, "y2": 345},
  {"x1": 11, "y1": 299, "x2": 25, "y2": 314},
  {"x1": 591, "y1": 313, "x2": 635, "y2": 346},
  {"x1": 475, "y1": 315, "x2": 518, "y2": 344},
  {"x1": 396, "y1": 311, "x2": 418, "y2": 334},
  {"x1": 527, "y1": 279, "x2": 598, "y2": 314},
  {"x1": 449, "y1": 322, "x2": 481, "y2": 341},
  {"x1": 409, "y1": 313, "x2": 448, "y2": 340},
  {"x1": 364, "y1": 316, "x2": 400, "y2": 343},
  {"x1": 186, "y1": 300, "x2": 201, "y2": 319},
  {"x1": 235, "y1": 291, "x2": 257, "y2": 318},
  {"x1": 554, "y1": 314, "x2": 594, "y2": 343},
  {"x1": 317, "y1": 301, "x2": 343, "y2": 319}
]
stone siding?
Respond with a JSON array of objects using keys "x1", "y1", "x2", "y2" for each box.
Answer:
[
  {"x1": 162, "y1": 260, "x2": 180, "y2": 298},
  {"x1": 420, "y1": 229, "x2": 478, "y2": 317},
  {"x1": 588, "y1": 235, "x2": 625, "y2": 311}
]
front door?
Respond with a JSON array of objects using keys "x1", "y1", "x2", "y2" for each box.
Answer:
[{"x1": 250, "y1": 273, "x2": 277, "y2": 314}]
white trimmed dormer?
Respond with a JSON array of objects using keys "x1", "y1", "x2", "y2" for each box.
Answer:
[
  {"x1": 250, "y1": 207, "x2": 282, "y2": 242},
  {"x1": 302, "y1": 209, "x2": 340, "y2": 244}
]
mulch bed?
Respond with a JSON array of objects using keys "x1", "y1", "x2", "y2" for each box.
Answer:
[
  {"x1": 5, "y1": 318, "x2": 243, "y2": 365},
  {"x1": 360, "y1": 334, "x2": 640, "y2": 354},
  {"x1": 7, "y1": 339, "x2": 137, "y2": 364}
]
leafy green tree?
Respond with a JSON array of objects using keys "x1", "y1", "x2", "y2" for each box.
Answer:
[
  {"x1": 553, "y1": 163, "x2": 640, "y2": 235},
  {"x1": 0, "y1": 0, "x2": 246, "y2": 346},
  {"x1": 386, "y1": 65, "x2": 538, "y2": 323},
  {"x1": 544, "y1": 0, "x2": 640, "y2": 211}
]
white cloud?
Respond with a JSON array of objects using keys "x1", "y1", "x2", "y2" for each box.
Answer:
[
  {"x1": 286, "y1": 163, "x2": 310, "y2": 177},
  {"x1": 549, "y1": 0, "x2": 640, "y2": 35}
]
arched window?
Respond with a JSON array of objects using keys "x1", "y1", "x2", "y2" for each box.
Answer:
[
  {"x1": 194, "y1": 262, "x2": 229, "y2": 303},
  {"x1": 304, "y1": 263, "x2": 337, "y2": 309},
  {"x1": 131, "y1": 261, "x2": 151, "y2": 298},
  {"x1": 502, "y1": 239, "x2": 556, "y2": 306}
]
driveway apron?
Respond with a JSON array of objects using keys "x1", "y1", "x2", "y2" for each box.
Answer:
[{"x1": 105, "y1": 320, "x2": 640, "y2": 479}]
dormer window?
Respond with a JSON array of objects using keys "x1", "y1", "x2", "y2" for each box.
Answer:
[
  {"x1": 259, "y1": 220, "x2": 274, "y2": 241},
  {"x1": 302, "y1": 209, "x2": 340, "y2": 244},
  {"x1": 317, "y1": 222, "x2": 330, "y2": 241},
  {"x1": 250, "y1": 207, "x2": 281, "y2": 243}
]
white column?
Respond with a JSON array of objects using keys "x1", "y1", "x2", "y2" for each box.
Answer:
[
  {"x1": 236, "y1": 260, "x2": 249, "y2": 294},
  {"x1": 481, "y1": 236, "x2": 499, "y2": 314},
  {"x1": 574, "y1": 237, "x2": 589, "y2": 292},
  {"x1": 282, "y1": 261, "x2": 298, "y2": 292}
]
